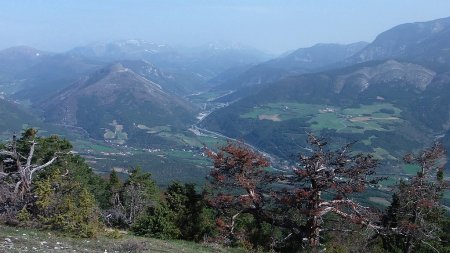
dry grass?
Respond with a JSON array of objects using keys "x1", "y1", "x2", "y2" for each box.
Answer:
[{"x1": 0, "y1": 225, "x2": 242, "y2": 253}]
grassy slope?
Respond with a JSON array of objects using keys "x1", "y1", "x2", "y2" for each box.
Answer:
[{"x1": 0, "y1": 225, "x2": 241, "y2": 253}]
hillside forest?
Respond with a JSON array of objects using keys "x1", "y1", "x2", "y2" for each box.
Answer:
[{"x1": 0, "y1": 129, "x2": 448, "y2": 252}]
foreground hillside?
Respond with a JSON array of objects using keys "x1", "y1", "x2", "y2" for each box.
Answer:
[
  {"x1": 0, "y1": 225, "x2": 239, "y2": 253},
  {"x1": 0, "y1": 129, "x2": 448, "y2": 252}
]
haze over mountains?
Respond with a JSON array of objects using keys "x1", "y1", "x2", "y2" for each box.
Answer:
[
  {"x1": 0, "y1": 16, "x2": 449, "y2": 180},
  {"x1": 210, "y1": 41, "x2": 369, "y2": 102}
]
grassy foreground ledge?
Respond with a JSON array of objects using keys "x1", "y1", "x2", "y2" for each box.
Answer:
[{"x1": 0, "y1": 225, "x2": 242, "y2": 253}]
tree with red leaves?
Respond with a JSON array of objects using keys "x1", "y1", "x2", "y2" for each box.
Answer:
[
  {"x1": 381, "y1": 143, "x2": 448, "y2": 253},
  {"x1": 207, "y1": 135, "x2": 384, "y2": 251},
  {"x1": 206, "y1": 141, "x2": 272, "y2": 245},
  {"x1": 279, "y1": 134, "x2": 383, "y2": 252}
]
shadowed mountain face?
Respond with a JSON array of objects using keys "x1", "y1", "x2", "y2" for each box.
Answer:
[
  {"x1": 210, "y1": 42, "x2": 369, "y2": 102},
  {"x1": 40, "y1": 63, "x2": 197, "y2": 143}
]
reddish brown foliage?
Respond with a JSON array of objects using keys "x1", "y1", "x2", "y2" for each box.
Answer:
[
  {"x1": 206, "y1": 142, "x2": 272, "y2": 244},
  {"x1": 384, "y1": 142, "x2": 448, "y2": 252},
  {"x1": 278, "y1": 134, "x2": 382, "y2": 250}
]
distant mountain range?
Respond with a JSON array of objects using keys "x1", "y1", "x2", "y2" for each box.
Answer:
[
  {"x1": 0, "y1": 16, "x2": 449, "y2": 172},
  {"x1": 68, "y1": 40, "x2": 271, "y2": 82},
  {"x1": 0, "y1": 40, "x2": 270, "y2": 102}
]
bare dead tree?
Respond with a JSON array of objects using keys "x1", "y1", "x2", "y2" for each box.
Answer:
[{"x1": 0, "y1": 133, "x2": 58, "y2": 200}]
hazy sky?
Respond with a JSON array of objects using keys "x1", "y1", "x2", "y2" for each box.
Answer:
[{"x1": 1, "y1": 0, "x2": 450, "y2": 54}]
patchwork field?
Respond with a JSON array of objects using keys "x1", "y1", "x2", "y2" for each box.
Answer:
[
  {"x1": 136, "y1": 124, "x2": 226, "y2": 149},
  {"x1": 241, "y1": 103, "x2": 324, "y2": 121},
  {"x1": 241, "y1": 102, "x2": 403, "y2": 134}
]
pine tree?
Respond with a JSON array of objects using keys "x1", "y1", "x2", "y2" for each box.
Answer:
[
  {"x1": 165, "y1": 182, "x2": 215, "y2": 241},
  {"x1": 123, "y1": 167, "x2": 159, "y2": 225}
]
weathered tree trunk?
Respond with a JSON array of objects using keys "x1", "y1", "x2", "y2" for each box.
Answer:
[
  {"x1": 1, "y1": 135, "x2": 57, "y2": 199},
  {"x1": 307, "y1": 179, "x2": 321, "y2": 253},
  {"x1": 405, "y1": 184, "x2": 420, "y2": 253},
  {"x1": 307, "y1": 214, "x2": 320, "y2": 253}
]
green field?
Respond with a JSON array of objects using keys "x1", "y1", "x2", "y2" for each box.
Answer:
[
  {"x1": 403, "y1": 164, "x2": 421, "y2": 175},
  {"x1": 156, "y1": 131, "x2": 224, "y2": 149},
  {"x1": 241, "y1": 102, "x2": 323, "y2": 121},
  {"x1": 72, "y1": 139, "x2": 118, "y2": 153},
  {"x1": 135, "y1": 123, "x2": 226, "y2": 150},
  {"x1": 241, "y1": 102, "x2": 403, "y2": 134}
]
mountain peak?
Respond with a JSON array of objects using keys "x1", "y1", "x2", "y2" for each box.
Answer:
[
  {"x1": 40, "y1": 63, "x2": 196, "y2": 142},
  {"x1": 349, "y1": 16, "x2": 450, "y2": 66}
]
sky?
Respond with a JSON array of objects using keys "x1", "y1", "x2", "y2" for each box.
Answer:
[{"x1": 1, "y1": 0, "x2": 450, "y2": 54}]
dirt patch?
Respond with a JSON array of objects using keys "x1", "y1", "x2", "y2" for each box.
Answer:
[
  {"x1": 349, "y1": 116, "x2": 399, "y2": 122},
  {"x1": 258, "y1": 114, "x2": 281, "y2": 121}
]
